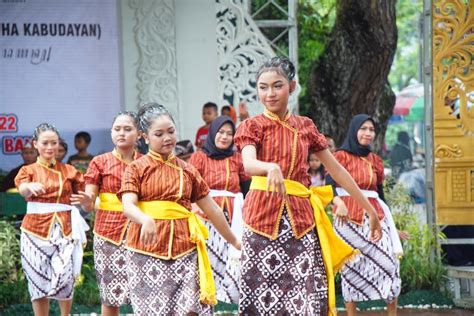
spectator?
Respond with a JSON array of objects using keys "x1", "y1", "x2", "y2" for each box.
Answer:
[
  {"x1": 175, "y1": 139, "x2": 194, "y2": 162},
  {"x1": 221, "y1": 105, "x2": 238, "y2": 124},
  {"x1": 67, "y1": 131, "x2": 94, "y2": 173},
  {"x1": 324, "y1": 134, "x2": 336, "y2": 153},
  {"x1": 195, "y1": 102, "x2": 218, "y2": 149},
  {"x1": 55, "y1": 138, "x2": 68, "y2": 163},
  {"x1": 389, "y1": 131, "x2": 413, "y2": 179},
  {"x1": 308, "y1": 151, "x2": 325, "y2": 187},
  {"x1": 1, "y1": 143, "x2": 38, "y2": 192}
]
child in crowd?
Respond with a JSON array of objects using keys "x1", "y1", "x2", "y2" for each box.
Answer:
[
  {"x1": 195, "y1": 102, "x2": 218, "y2": 149},
  {"x1": 221, "y1": 105, "x2": 238, "y2": 124},
  {"x1": 67, "y1": 131, "x2": 94, "y2": 173},
  {"x1": 308, "y1": 151, "x2": 325, "y2": 187}
]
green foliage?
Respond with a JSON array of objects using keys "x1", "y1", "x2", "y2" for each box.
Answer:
[
  {"x1": 297, "y1": 0, "x2": 336, "y2": 97},
  {"x1": 0, "y1": 220, "x2": 21, "y2": 282},
  {"x1": 385, "y1": 182, "x2": 448, "y2": 294},
  {"x1": 389, "y1": 0, "x2": 423, "y2": 92}
]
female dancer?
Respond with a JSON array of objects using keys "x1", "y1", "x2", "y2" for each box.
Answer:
[
  {"x1": 326, "y1": 114, "x2": 408, "y2": 316},
  {"x1": 15, "y1": 123, "x2": 89, "y2": 316},
  {"x1": 234, "y1": 56, "x2": 382, "y2": 315},
  {"x1": 71, "y1": 111, "x2": 141, "y2": 316},
  {"x1": 189, "y1": 115, "x2": 250, "y2": 303},
  {"x1": 119, "y1": 103, "x2": 240, "y2": 315}
]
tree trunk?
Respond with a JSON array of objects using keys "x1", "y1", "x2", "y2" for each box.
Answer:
[{"x1": 306, "y1": 0, "x2": 397, "y2": 153}]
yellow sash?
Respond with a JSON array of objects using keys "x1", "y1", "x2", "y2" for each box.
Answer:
[
  {"x1": 98, "y1": 193, "x2": 123, "y2": 212},
  {"x1": 6, "y1": 188, "x2": 18, "y2": 193},
  {"x1": 137, "y1": 200, "x2": 216, "y2": 306},
  {"x1": 250, "y1": 176, "x2": 359, "y2": 316}
]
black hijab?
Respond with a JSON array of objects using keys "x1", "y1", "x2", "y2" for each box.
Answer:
[
  {"x1": 202, "y1": 115, "x2": 236, "y2": 160},
  {"x1": 338, "y1": 114, "x2": 375, "y2": 157}
]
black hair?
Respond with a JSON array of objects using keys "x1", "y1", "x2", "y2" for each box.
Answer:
[
  {"x1": 203, "y1": 102, "x2": 218, "y2": 113},
  {"x1": 113, "y1": 111, "x2": 139, "y2": 129},
  {"x1": 33, "y1": 123, "x2": 60, "y2": 141},
  {"x1": 137, "y1": 102, "x2": 175, "y2": 134},
  {"x1": 221, "y1": 105, "x2": 231, "y2": 113},
  {"x1": 59, "y1": 138, "x2": 68, "y2": 152},
  {"x1": 75, "y1": 131, "x2": 91, "y2": 144},
  {"x1": 256, "y1": 56, "x2": 296, "y2": 82}
]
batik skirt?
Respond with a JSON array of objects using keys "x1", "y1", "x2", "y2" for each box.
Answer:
[
  {"x1": 20, "y1": 222, "x2": 75, "y2": 301},
  {"x1": 93, "y1": 235, "x2": 130, "y2": 306},
  {"x1": 239, "y1": 213, "x2": 328, "y2": 315},
  {"x1": 126, "y1": 249, "x2": 213, "y2": 315},
  {"x1": 335, "y1": 214, "x2": 401, "y2": 303}
]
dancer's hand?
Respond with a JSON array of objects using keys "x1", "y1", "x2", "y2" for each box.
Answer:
[
  {"x1": 266, "y1": 163, "x2": 286, "y2": 197},
  {"x1": 233, "y1": 240, "x2": 242, "y2": 251},
  {"x1": 368, "y1": 214, "x2": 382, "y2": 242},
  {"x1": 70, "y1": 191, "x2": 94, "y2": 211},
  {"x1": 140, "y1": 216, "x2": 158, "y2": 246},
  {"x1": 398, "y1": 230, "x2": 410, "y2": 240},
  {"x1": 333, "y1": 196, "x2": 348, "y2": 226},
  {"x1": 27, "y1": 183, "x2": 45, "y2": 197}
]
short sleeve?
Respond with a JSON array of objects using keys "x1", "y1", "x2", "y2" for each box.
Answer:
[
  {"x1": 72, "y1": 168, "x2": 85, "y2": 193},
  {"x1": 373, "y1": 154, "x2": 385, "y2": 185},
  {"x1": 234, "y1": 117, "x2": 262, "y2": 151},
  {"x1": 84, "y1": 157, "x2": 102, "y2": 186},
  {"x1": 117, "y1": 163, "x2": 140, "y2": 200},
  {"x1": 185, "y1": 163, "x2": 210, "y2": 202},
  {"x1": 307, "y1": 118, "x2": 328, "y2": 153},
  {"x1": 14, "y1": 166, "x2": 32, "y2": 188}
]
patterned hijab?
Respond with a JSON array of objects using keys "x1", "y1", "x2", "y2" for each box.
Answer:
[
  {"x1": 202, "y1": 115, "x2": 236, "y2": 160},
  {"x1": 338, "y1": 114, "x2": 375, "y2": 157}
]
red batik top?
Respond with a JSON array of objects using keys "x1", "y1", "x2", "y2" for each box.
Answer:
[
  {"x1": 117, "y1": 150, "x2": 210, "y2": 259},
  {"x1": 332, "y1": 150, "x2": 385, "y2": 225},
  {"x1": 15, "y1": 159, "x2": 84, "y2": 240},
  {"x1": 234, "y1": 109, "x2": 328, "y2": 240},
  {"x1": 84, "y1": 150, "x2": 142, "y2": 245},
  {"x1": 188, "y1": 150, "x2": 250, "y2": 222}
]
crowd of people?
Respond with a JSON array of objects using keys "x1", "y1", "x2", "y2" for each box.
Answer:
[{"x1": 1, "y1": 57, "x2": 420, "y2": 316}]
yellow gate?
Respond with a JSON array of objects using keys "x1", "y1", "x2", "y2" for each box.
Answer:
[{"x1": 433, "y1": 0, "x2": 474, "y2": 224}]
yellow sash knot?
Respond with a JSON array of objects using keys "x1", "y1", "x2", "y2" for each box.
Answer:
[
  {"x1": 250, "y1": 176, "x2": 359, "y2": 316},
  {"x1": 137, "y1": 200, "x2": 217, "y2": 305},
  {"x1": 98, "y1": 193, "x2": 123, "y2": 212}
]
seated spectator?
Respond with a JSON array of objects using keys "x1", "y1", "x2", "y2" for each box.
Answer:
[
  {"x1": 67, "y1": 131, "x2": 94, "y2": 173},
  {"x1": 1, "y1": 143, "x2": 38, "y2": 192}
]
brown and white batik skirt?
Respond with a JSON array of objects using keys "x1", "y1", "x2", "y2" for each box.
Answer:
[
  {"x1": 20, "y1": 222, "x2": 75, "y2": 301},
  {"x1": 239, "y1": 213, "x2": 328, "y2": 315},
  {"x1": 205, "y1": 208, "x2": 240, "y2": 304},
  {"x1": 93, "y1": 235, "x2": 130, "y2": 307},
  {"x1": 335, "y1": 214, "x2": 401, "y2": 303},
  {"x1": 126, "y1": 249, "x2": 213, "y2": 316}
]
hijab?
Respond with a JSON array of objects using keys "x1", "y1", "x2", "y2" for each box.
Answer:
[
  {"x1": 202, "y1": 115, "x2": 235, "y2": 160},
  {"x1": 338, "y1": 114, "x2": 375, "y2": 157}
]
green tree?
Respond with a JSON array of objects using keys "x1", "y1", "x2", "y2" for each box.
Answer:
[{"x1": 389, "y1": 0, "x2": 423, "y2": 92}]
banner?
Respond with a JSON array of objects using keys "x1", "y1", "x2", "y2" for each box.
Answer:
[{"x1": 0, "y1": 0, "x2": 121, "y2": 172}]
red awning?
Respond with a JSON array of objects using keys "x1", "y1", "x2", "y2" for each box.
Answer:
[{"x1": 393, "y1": 96, "x2": 417, "y2": 116}]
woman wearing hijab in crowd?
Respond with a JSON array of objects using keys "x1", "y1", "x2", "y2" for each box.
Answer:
[
  {"x1": 15, "y1": 123, "x2": 89, "y2": 316},
  {"x1": 189, "y1": 115, "x2": 250, "y2": 304},
  {"x1": 71, "y1": 111, "x2": 142, "y2": 316},
  {"x1": 326, "y1": 114, "x2": 409, "y2": 316},
  {"x1": 234, "y1": 57, "x2": 382, "y2": 315},
  {"x1": 118, "y1": 103, "x2": 241, "y2": 315}
]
